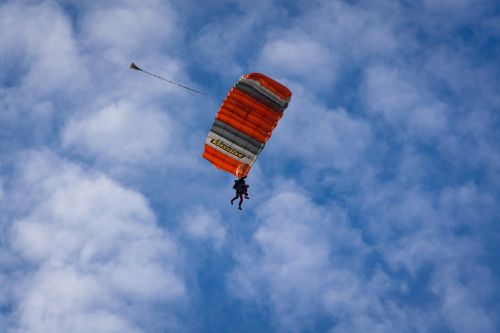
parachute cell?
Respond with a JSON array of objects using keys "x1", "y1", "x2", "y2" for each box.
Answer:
[{"x1": 202, "y1": 73, "x2": 292, "y2": 177}]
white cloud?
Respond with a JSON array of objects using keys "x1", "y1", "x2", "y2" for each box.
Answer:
[
  {"x1": 357, "y1": 179, "x2": 499, "y2": 332},
  {"x1": 190, "y1": 0, "x2": 299, "y2": 78},
  {"x1": 432, "y1": 267, "x2": 497, "y2": 333},
  {"x1": 229, "y1": 182, "x2": 376, "y2": 332},
  {"x1": 9, "y1": 151, "x2": 186, "y2": 333},
  {"x1": 193, "y1": 18, "x2": 251, "y2": 77},
  {"x1": 62, "y1": 100, "x2": 172, "y2": 164},
  {"x1": 229, "y1": 190, "x2": 331, "y2": 329},
  {"x1": 182, "y1": 208, "x2": 226, "y2": 249},
  {"x1": 257, "y1": 0, "x2": 400, "y2": 72},
  {"x1": 252, "y1": 1, "x2": 401, "y2": 90},
  {"x1": 81, "y1": 0, "x2": 179, "y2": 65},
  {"x1": 269, "y1": 89, "x2": 372, "y2": 172},
  {"x1": 362, "y1": 65, "x2": 448, "y2": 137},
  {"x1": 422, "y1": 0, "x2": 477, "y2": 12},
  {"x1": 258, "y1": 37, "x2": 338, "y2": 86},
  {"x1": 14, "y1": 266, "x2": 142, "y2": 333},
  {"x1": 229, "y1": 178, "x2": 499, "y2": 332},
  {"x1": 0, "y1": 2, "x2": 87, "y2": 93},
  {"x1": 1, "y1": 0, "x2": 499, "y2": 332},
  {"x1": 324, "y1": 1, "x2": 400, "y2": 56}
]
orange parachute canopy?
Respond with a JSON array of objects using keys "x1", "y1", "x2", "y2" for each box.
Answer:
[{"x1": 202, "y1": 73, "x2": 292, "y2": 177}]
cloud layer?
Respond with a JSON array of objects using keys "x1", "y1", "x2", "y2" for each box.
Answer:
[
  {"x1": 1, "y1": 0, "x2": 499, "y2": 332},
  {"x1": 8, "y1": 152, "x2": 186, "y2": 333}
]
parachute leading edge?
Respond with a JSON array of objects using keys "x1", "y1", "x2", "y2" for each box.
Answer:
[{"x1": 202, "y1": 73, "x2": 292, "y2": 177}]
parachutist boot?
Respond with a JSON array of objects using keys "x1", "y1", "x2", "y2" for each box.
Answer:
[
  {"x1": 231, "y1": 199, "x2": 235, "y2": 205},
  {"x1": 238, "y1": 206, "x2": 242, "y2": 210}
]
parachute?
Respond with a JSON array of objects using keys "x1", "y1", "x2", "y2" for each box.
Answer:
[{"x1": 202, "y1": 73, "x2": 292, "y2": 177}]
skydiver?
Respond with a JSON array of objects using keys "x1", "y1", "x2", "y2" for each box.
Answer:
[{"x1": 231, "y1": 176, "x2": 250, "y2": 210}]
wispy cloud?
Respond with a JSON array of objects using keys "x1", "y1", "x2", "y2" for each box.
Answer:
[
  {"x1": 1, "y1": 0, "x2": 499, "y2": 332},
  {"x1": 0, "y1": 2, "x2": 86, "y2": 94},
  {"x1": 63, "y1": 100, "x2": 172, "y2": 164},
  {"x1": 182, "y1": 208, "x2": 226, "y2": 249},
  {"x1": 362, "y1": 65, "x2": 448, "y2": 137},
  {"x1": 7, "y1": 151, "x2": 186, "y2": 333},
  {"x1": 229, "y1": 181, "x2": 419, "y2": 333},
  {"x1": 80, "y1": 0, "x2": 180, "y2": 65}
]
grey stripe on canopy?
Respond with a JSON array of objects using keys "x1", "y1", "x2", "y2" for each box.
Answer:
[
  {"x1": 211, "y1": 119, "x2": 265, "y2": 155},
  {"x1": 239, "y1": 78, "x2": 290, "y2": 105},
  {"x1": 236, "y1": 78, "x2": 289, "y2": 112},
  {"x1": 234, "y1": 82, "x2": 285, "y2": 113}
]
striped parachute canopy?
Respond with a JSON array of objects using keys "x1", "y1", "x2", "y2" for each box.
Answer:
[{"x1": 202, "y1": 73, "x2": 292, "y2": 177}]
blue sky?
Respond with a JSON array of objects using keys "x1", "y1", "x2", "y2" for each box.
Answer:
[{"x1": 1, "y1": 0, "x2": 499, "y2": 332}]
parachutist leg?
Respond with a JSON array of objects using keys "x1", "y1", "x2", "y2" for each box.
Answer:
[
  {"x1": 238, "y1": 194, "x2": 244, "y2": 209},
  {"x1": 231, "y1": 193, "x2": 239, "y2": 205}
]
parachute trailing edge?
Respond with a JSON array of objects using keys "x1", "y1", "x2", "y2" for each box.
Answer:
[{"x1": 202, "y1": 73, "x2": 292, "y2": 177}]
